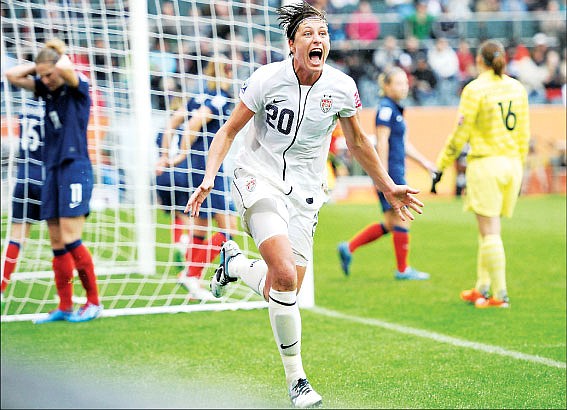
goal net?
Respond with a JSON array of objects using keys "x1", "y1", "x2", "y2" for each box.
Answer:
[{"x1": 1, "y1": 0, "x2": 314, "y2": 323}]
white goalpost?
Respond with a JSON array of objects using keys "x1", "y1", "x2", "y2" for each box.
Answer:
[{"x1": 1, "y1": 0, "x2": 315, "y2": 323}]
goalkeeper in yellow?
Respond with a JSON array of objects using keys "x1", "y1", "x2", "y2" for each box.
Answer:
[{"x1": 431, "y1": 39, "x2": 530, "y2": 308}]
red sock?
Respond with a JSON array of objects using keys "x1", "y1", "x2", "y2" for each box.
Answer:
[
  {"x1": 2, "y1": 241, "x2": 20, "y2": 293},
  {"x1": 67, "y1": 242, "x2": 100, "y2": 306},
  {"x1": 173, "y1": 216, "x2": 184, "y2": 243},
  {"x1": 392, "y1": 227, "x2": 410, "y2": 273},
  {"x1": 349, "y1": 223, "x2": 387, "y2": 253},
  {"x1": 188, "y1": 232, "x2": 226, "y2": 278},
  {"x1": 185, "y1": 235, "x2": 205, "y2": 277},
  {"x1": 52, "y1": 251, "x2": 75, "y2": 311}
]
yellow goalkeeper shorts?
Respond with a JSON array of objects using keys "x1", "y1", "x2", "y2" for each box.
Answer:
[{"x1": 464, "y1": 156, "x2": 523, "y2": 218}]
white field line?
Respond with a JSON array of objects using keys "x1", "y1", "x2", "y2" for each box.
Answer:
[{"x1": 310, "y1": 306, "x2": 566, "y2": 369}]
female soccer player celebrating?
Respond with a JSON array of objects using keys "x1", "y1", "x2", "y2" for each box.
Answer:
[
  {"x1": 338, "y1": 67, "x2": 436, "y2": 279},
  {"x1": 432, "y1": 39, "x2": 530, "y2": 308},
  {"x1": 186, "y1": 2, "x2": 423, "y2": 407},
  {"x1": 6, "y1": 38, "x2": 103, "y2": 323}
]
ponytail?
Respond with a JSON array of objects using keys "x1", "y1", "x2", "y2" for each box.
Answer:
[
  {"x1": 35, "y1": 38, "x2": 66, "y2": 65},
  {"x1": 479, "y1": 40, "x2": 506, "y2": 76}
]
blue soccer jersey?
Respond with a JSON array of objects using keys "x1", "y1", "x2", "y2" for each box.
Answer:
[
  {"x1": 34, "y1": 75, "x2": 94, "y2": 220},
  {"x1": 375, "y1": 96, "x2": 407, "y2": 213},
  {"x1": 34, "y1": 75, "x2": 91, "y2": 168},
  {"x1": 11, "y1": 99, "x2": 45, "y2": 223},
  {"x1": 189, "y1": 88, "x2": 234, "y2": 214},
  {"x1": 375, "y1": 96, "x2": 407, "y2": 184},
  {"x1": 15, "y1": 99, "x2": 45, "y2": 183}
]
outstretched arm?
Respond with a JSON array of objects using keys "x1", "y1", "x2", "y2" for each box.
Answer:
[
  {"x1": 340, "y1": 114, "x2": 423, "y2": 221},
  {"x1": 184, "y1": 101, "x2": 254, "y2": 217}
]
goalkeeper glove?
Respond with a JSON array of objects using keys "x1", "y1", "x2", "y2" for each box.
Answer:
[{"x1": 431, "y1": 171, "x2": 443, "y2": 194}]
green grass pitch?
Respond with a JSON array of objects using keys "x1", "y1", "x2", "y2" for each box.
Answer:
[{"x1": 1, "y1": 194, "x2": 565, "y2": 408}]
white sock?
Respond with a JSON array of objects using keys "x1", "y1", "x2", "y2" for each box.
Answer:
[
  {"x1": 268, "y1": 288, "x2": 305, "y2": 386},
  {"x1": 229, "y1": 255, "x2": 268, "y2": 297}
]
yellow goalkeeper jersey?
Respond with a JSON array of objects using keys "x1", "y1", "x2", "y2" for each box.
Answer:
[{"x1": 436, "y1": 70, "x2": 530, "y2": 171}]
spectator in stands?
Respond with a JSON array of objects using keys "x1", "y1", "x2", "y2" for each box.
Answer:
[
  {"x1": 1, "y1": 97, "x2": 44, "y2": 303},
  {"x1": 373, "y1": 35, "x2": 402, "y2": 72},
  {"x1": 531, "y1": 32, "x2": 550, "y2": 67},
  {"x1": 456, "y1": 38, "x2": 476, "y2": 92},
  {"x1": 411, "y1": 52, "x2": 438, "y2": 105},
  {"x1": 543, "y1": 49, "x2": 566, "y2": 104},
  {"x1": 432, "y1": 4, "x2": 460, "y2": 39},
  {"x1": 337, "y1": 66, "x2": 435, "y2": 280},
  {"x1": 345, "y1": 0, "x2": 380, "y2": 45},
  {"x1": 328, "y1": 19, "x2": 347, "y2": 44},
  {"x1": 445, "y1": 0, "x2": 472, "y2": 18},
  {"x1": 400, "y1": 35, "x2": 425, "y2": 72},
  {"x1": 427, "y1": 37, "x2": 460, "y2": 105},
  {"x1": 404, "y1": 0, "x2": 436, "y2": 41},
  {"x1": 539, "y1": 0, "x2": 566, "y2": 50},
  {"x1": 6, "y1": 38, "x2": 103, "y2": 323},
  {"x1": 507, "y1": 42, "x2": 547, "y2": 103},
  {"x1": 475, "y1": 0, "x2": 501, "y2": 12}
]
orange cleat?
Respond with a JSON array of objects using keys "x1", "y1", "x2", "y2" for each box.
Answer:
[
  {"x1": 475, "y1": 296, "x2": 510, "y2": 309},
  {"x1": 460, "y1": 288, "x2": 487, "y2": 304}
]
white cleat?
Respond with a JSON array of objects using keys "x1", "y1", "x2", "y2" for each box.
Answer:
[
  {"x1": 289, "y1": 378, "x2": 322, "y2": 408},
  {"x1": 210, "y1": 240, "x2": 241, "y2": 298}
]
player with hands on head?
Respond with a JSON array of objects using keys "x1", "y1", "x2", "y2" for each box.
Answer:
[
  {"x1": 185, "y1": 2, "x2": 423, "y2": 407},
  {"x1": 434, "y1": 39, "x2": 530, "y2": 308},
  {"x1": 338, "y1": 66, "x2": 436, "y2": 279},
  {"x1": 5, "y1": 38, "x2": 103, "y2": 323}
]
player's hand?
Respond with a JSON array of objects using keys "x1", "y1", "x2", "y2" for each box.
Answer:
[
  {"x1": 155, "y1": 156, "x2": 168, "y2": 176},
  {"x1": 431, "y1": 171, "x2": 443, "y2": 194},
  {"x1": 384, "y1": 185, "x2": 424, "y2": 222},
  {"x1": 184, "y1": 180, "x2": 214, "y2": 217}
]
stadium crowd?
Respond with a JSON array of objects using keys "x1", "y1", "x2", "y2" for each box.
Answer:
[
  {"x1": 2, "y1": 0, "x2": 565, "y2": 110},
  {"x1": 144, "y1": 0, "x2": 566, "y2": 109}
]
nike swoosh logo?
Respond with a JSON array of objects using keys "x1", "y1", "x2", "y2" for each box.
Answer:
[
  {"x1": 280, "y1": 341, "x2": 298, "y2": 350},
  {"x1": 272, "y1": 98, "x2": 286, "y2": 104},
  {"x1": 69, "y1": 202, "x2": 81, "y2": 209}
]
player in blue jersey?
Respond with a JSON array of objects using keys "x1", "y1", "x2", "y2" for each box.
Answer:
[
  {"x1": 6, "y1": 38, "x2": 103, "y2": 323},
  {"x1": 156, "y1": 58, "x2": 237, "y2": 299},
  {"x1": 1, "y1": 98, "x2": 45, "y2": 302},
  {"x1": 337, "y1": 67, "x2": 436, "y2": 280}
]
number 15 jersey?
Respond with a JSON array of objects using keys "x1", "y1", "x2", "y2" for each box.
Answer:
[{"x1": 237, "y1": 57, "x2": 361, "y2": 198}]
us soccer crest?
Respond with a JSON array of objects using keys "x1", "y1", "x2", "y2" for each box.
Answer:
[
  {"x1": 245, "y1": 177, "x2": 256, "y2": 192},
  {"x1": 320, "y1": 95, "x2": 333, "y2": 113}
]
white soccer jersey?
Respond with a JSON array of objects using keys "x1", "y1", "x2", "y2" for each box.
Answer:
[{"x1": 236, "y1": 57, "x2": 361, "y2": 202}]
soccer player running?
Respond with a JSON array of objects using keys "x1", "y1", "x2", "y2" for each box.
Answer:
[
  {"x1": 156, "y1": 58, "x2": 238, "y2": 299},
  {"x1": 431, "y1": 39, "x2": 530, "y2": 308},
  {"x1": 337, "y1": 67, "x2": 437, "y2": 280},
  {"x1": 6, "y1": 38, "x2": 103, "y2": 323},
  {"x1": 185, "y1": 2, "x2": 423, "y2": 407},
  {"x1": 1, "y1": 98, "x2": 45, "y2": 302}
]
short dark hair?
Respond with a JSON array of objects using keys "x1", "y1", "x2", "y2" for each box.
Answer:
[{"x1": 277, "y1": 1, "x2": 327, "y2": 41}]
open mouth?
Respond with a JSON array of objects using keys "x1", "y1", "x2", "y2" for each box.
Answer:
[{"x1": 309, "y1": 48, "x2": 323, "y2": 63}]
